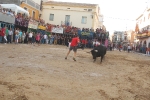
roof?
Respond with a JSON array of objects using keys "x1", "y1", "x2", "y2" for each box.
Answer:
[
  {"x1": 43, "y1": 1, "x2": 98, "y2": 7},
  {"x1": 136, "y1": 14, "x2": 143, "y2": 20},
  {"x1": 1, "y1": 4, "x2": 29, "y2": 16}
]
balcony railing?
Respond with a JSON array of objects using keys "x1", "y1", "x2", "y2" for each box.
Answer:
[
  {"x1": 0, "y1": 12, "x2": 15, "y2": 24},
  {"x1": 136, "y1": 32, "x2": 150, "y2": 39},
  {"x1": 61, "y1": 21, "x2": 72, "y2": 26},
  {"x1": 23, "y1": 0, "x2": 40, "y2": 10}
]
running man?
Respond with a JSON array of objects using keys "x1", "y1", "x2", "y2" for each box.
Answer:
[{"x1": 65, "y1": 35, "x2": 80, "y2": 61}]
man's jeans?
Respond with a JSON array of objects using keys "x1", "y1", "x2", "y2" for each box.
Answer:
[{"x1": 0, "y1": 36, "x2": 2, "y2": 43}]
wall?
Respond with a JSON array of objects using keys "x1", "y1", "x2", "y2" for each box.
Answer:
[
  {"x1": 20, "y1": 2, "x2": 39, "y2": 20},
  {"x1": 137, "y1": 9, "x2": 150, "y2": 29},
  {"x1": 41, "y1": 5, "x2": 98, "y2": 29},
  {"x1": 32, "y1": 0, "x2": 41, "y2": 5},
  {"x1": 0, "y1": 0, "x2": 20, "y2": 5}
]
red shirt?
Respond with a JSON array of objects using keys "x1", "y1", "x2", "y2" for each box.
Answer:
[
  {"x1": 85, "y1": 40, "x2": 87, "y2": 44},
  {"x1": 0, "y1": 30, "x2": 2, "y2": 36},
  {"x1": 1, "y1": 28, "x2": 5, "y2": 36},
  {"x1": 70, "y1": 37, "x2": 80, "y2": 47},
  {"x1": 82, "y1": 39, "x2": 85, "y2": 44}
]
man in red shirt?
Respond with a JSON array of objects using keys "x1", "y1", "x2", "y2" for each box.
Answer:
[
  {"x1": 65, "y1": 35, "x2": 80, "y2": 61},
  {"x1": 0, "y1": 27, "x2": 6, "y2": 43}
]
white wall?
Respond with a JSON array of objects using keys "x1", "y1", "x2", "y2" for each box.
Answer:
[
  {"x1": 41, "y1": 5, "x2": 95, "y2": 29},
  {"x1": 137, "y1": 9, "x2": 150, "y2": 30},
  {"x1": 32, "y1": 0, "x2": 41, "y2": 5},
  {"x1": 147, "y1": 37, "x2": 150, "y2": 47}
]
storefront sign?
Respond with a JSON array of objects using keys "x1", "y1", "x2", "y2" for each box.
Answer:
[
  {"x1": 38, "y1": 25, "x2": 46, "y2": 30},
  {"x1": 81, "y1": 32, "x2": 90, "y2": 35},
  {"x1": 52, "y1": 27, "x2": 63, "y2": 34},
  {"x1": 28, "y1": 20, "x2": 38, "y2": 29}
]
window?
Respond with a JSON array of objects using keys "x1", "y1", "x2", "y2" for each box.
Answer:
[
  {"x1": 81, "y1": 16, "x2": 87, "y2": 24},
  {"x1": 88, "y1": 9, "x2": 92, "y2": 11},
  {"x1": 24, "y1": 7, "x2": 27, "y2": 10},
  {"x1": 84, "y1": 9, "x2": 87, "y2": 11},
  {"x1": 49, "y1": 14, "x2": 54, "y2": 21},
  {"x1": 51, "y1": 7, "x2": 54, "y2": 8},
  {"x1": 32, "y1": 11, "x2": 35, "y2": 19},
  {"x1": 67, "y1": 8, "x2": 70, "y2": 9}
]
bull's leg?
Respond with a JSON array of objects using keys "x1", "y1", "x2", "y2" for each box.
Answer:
[
  {"x1": 93, "y1": 58, "x2": 96, "y2": 62},
  {"x1": 101, "y1": 56, "x2": 104, "y2": 63}
]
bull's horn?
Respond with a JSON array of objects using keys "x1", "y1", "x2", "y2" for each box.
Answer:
[{"x1": 94, "y1": 50, "x2": 98, "y2": 52}]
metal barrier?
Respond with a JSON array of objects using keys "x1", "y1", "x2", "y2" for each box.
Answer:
[{"x1": 0, "y1": 12, "x2": 15, "y2": 24}]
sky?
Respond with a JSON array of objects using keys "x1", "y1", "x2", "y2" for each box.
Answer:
[{"x1": 53, "y1": 0, "x2": 149, "y2": 33}]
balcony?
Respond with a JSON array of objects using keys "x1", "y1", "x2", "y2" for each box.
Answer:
[
  {"x1": 0, "y1": 12, "x2": 15, "y2": 24},
  {"x1": 61, "y1": 21, "x2": 72, "y2": 26},
  {"x1": 136, "y1": 33, "x2": 150, "y2": 39},
  {"x1": 22, "y1": 0, "x2": 40, "y2": 10}
]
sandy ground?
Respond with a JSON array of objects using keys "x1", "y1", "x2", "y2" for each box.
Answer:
[{"x1": 0, "y1": 44, "x2": 150, "y2": 100}]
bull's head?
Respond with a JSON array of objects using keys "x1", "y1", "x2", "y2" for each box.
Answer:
[{"x1": 91, "y1": 49, "x2": 97, "y2": 59}]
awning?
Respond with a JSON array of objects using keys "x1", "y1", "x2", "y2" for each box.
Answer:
[{"x1": 1, "y1": 4, "x2": 29, "y2": 16}]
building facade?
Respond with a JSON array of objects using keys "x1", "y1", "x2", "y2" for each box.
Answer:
[
  {"x1": 41, "y1": 1, "x2": 102, "y2": 30},
  {"x1": 0, "y1": 0, "x2": 41, "y2": 20},
  {"x1": 135, "y1": 7, "x2": 150, "y2": 48},
  {"x1": 20, "y1": 0, "x2": 41, "y2": 20},
  {"x1": 112, "y1": 31, "x2": 125, "y2": 43}
]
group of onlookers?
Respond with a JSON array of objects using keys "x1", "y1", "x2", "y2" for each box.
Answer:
[
  {"x1": 107, "y1": 43, "x2": 150, "y2": 55},
  {"x1": 0, "y1": 5, "x2": 15, "y2": 17},
  {"x1": 0, "y1": 27, "x2": 105, "y2": 49}
]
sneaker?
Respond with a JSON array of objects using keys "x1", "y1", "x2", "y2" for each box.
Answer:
[
  {"x1": 73, "y1": 57, "x2": 76, "y2": 61},
  {"x1": 65, "y1": 57, "x2": 67, "y2": 60}
]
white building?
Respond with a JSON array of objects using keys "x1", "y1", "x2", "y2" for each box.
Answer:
[
  {"x1": 41, "y1": 1, "x2": 102, "y2": 30},
  {"x1": 136, "y1": 7, "x2": 150, "y2": 48}
]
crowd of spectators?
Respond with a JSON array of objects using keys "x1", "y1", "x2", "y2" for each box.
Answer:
[
  {"x1": 0, "y1": 5, "x2": 109, "y2": 48},
  {"x1": 0, "y1": 26, "x2": 107, "y2": 49},
  {"x1": 0, "y1": 5, "x2": 15, "y2": 17}
]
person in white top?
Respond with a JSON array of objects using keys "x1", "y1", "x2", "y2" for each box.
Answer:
[
  {"x1": 28, "y1": 32, "x2": 33, "y2": 44},
  {"x1": 8, "y1": 29, "x2": 13, "y2": 43},
  {"x1": 127, "y1": 44, "x2": 131, "y2": 53},
  {"x1": 96, "y1": 41, "x2": 100, "y2": 46},
  {"x1": 22, "y1": 31, "x2": 26, "y2": 43},
  {"x1": 93, "y1": 41, "x2": 96, "y2": 48},
  {"x1": 43, "y1": 34, "x2": 47, "y2": 44}
]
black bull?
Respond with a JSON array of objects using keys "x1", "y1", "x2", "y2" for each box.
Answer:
[{"x1": 91, "y1": 45, "x2": 107, "y2": 63}]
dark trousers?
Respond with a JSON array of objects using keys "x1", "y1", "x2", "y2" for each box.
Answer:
[{"x1": 8, "y1": 35, "x2": 12, "y2": 43}]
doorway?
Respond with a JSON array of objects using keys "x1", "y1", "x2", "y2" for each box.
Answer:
[{"x1": 65, "y1": 15, "x2": 70, "y2": 26}]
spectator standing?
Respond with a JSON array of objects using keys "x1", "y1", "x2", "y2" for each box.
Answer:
[
  {"x1": 36, "y1": 33, "x2": 41, "y2": 46},
  {"x1": 28, "y1": 32, "x2": 33, "y2": 44},
  {"x1": 19, "y1": 30, "x2": 22, "y2": 43},
  {"x1": 8, "y1": 28, "x2": 13, "y2": 43},
  {"x1": 43, "y1": 34, "x2": 47, "y2": 44},
  {"x1": 15, "y1": 32, "x2": 19, "y2": 44},
  {"x1": 22, "y1": 31, "x2": 26, "y2": 43},
  {"x1": 0, "y1": 27, "x2": 2, "y2": 43},
  {"x1": 146, "y1": 47, "x2": 150, "y2": 55},
  {"x1": 127, "y1": 44, "x2": 131, "y2": 53},
  {"x1": 49, "y1": 34, "x2": 54, "y2": 45}
]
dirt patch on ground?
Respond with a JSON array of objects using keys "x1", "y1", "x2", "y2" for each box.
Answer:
[{"x1": 0, "y1": 44, "x2": 150, "y2": 100}]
